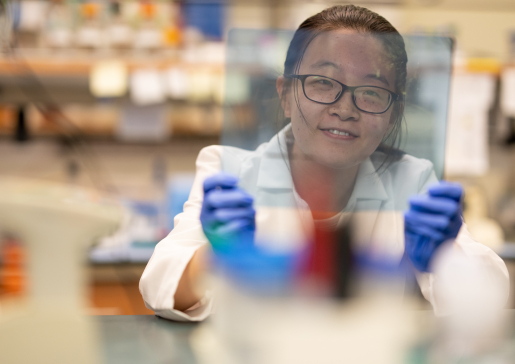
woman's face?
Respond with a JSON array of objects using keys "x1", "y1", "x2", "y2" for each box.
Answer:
[{"x1": 282, "y1": 29, "x2": 396, "y2": 170}]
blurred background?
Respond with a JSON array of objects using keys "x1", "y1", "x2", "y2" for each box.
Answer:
[{"x1": 0, "y1": 0, "x2": 514, "y2": 315}]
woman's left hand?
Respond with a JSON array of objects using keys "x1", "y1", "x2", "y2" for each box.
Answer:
[{"x1": 404, "y1": 181, "x2": 463, "y2": 272}]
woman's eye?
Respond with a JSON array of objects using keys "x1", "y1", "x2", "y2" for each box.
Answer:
[
  {"x1": 316, "y1": 79, "x2": 332, "y2": 86},
  {"x1": 363, "y1": 90, "x2": 380, "y2": 98}
]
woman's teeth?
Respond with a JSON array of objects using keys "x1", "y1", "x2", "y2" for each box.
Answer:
[{"x1": 328, "y1": 129, "x2": 350, "y2": 136}]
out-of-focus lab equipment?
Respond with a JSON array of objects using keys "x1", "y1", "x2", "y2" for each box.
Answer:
[{"x1": 0, "y1": 178, "x2": 122, "y2": 363}]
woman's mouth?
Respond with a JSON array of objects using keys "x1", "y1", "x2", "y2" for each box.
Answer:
[{"x1": 321, "y1": 128, "x2": 358, "y2": 140}]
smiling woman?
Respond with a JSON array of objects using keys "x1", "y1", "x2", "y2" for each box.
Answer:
[
  {"x1": 278, "y1": 27, "x2": 406, "y2": 216},
  {"x1": 139, "y1": 5, "x2": 509, "y2": 322}
]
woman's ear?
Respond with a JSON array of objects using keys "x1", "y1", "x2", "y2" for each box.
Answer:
[{"x1": 276, "y1": 76, "x2": 291, "y2": 118}]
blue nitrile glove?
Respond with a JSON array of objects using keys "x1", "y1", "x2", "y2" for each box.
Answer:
[
  {"x1": 200, "y1": 172, "x2": 256, "y2": 252},
  {"x1": 404, "y1": 181, "x2": 463, "y2": 272},
  {"x1": 211, "y1": 245, "x2": 302, "y2": 294},
  {"x1": 200, "y1": 173, "x2": 301, "y2": 293}
]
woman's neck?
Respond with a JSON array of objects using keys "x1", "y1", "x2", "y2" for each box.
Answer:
[{"x1": 289, "y1": 144, "x2": 359, "y2": 219}]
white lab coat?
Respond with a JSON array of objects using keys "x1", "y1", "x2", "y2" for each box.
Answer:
[{"x1": 140, "y1": 126, "x2": 509, "y2": 322}]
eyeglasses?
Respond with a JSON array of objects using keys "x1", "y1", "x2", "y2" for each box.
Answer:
[{"x1": 285, "y1": 74, "x2": 401, "y2": 114}]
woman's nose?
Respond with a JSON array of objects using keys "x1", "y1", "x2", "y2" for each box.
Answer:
[{"x1": 328, "y1": 90, "x2": 360, "y2": 121}]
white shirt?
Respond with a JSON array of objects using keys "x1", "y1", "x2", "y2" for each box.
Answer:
[{"x1": 139, "y1": 127, "x2": 509, "y2": 322}]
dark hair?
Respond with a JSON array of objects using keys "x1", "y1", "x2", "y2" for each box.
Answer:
[{"x1": 281, "y1": 5, "x2": 408, "y2": 169}]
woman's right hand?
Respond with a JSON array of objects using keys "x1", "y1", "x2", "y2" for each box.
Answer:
[{"x1": 200, "y1": 172, "x2": 256, "y2": 252}]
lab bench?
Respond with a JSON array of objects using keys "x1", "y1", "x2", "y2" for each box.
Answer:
[
  {"x1": 96, "y1": 312, "x2": 515, "y2": 364},
  {"x1": 96, "y1": 315, "x2": 198, "y2": 364},
  {"x1": 497, "y1": 242, "x2": 515, "y2": 261}
]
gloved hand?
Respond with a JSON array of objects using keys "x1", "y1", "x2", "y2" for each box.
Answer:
[
  {"x1": 200, "y1": 172, "x2": 256, "y2": 252},
  {"x1": 404, "y1": 181, "x2": 463, "y2": 272},
  {"x1": 200, "y1": 173, "x2": 304, "y2": 292}
]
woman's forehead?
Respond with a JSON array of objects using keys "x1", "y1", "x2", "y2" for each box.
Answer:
[{"x1": 300, "y1": 30, "x2": 395, "y2": 84}]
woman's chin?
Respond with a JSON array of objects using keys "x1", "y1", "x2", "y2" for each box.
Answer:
[{"x1": 311, "y1": 155, "x2": 361, "y2": 171}]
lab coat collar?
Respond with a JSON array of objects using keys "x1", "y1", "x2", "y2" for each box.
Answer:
[
  {"x1": 256, "y1": 126, "x2": 295, "y2": 189},
  {"x1": 351, "y1": 157, "x2": 389, "y2": 202},
  {"x1": 256, "y1": 125, "x2": 389, "y2": 203}
]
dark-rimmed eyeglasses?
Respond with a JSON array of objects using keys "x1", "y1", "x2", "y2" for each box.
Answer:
[{"x1": 285, "y1": 74, "x2": 401, "y2": 114}]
